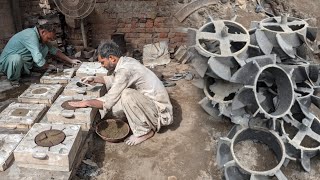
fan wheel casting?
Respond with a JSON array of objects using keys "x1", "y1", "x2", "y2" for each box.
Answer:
[
  {"x1": 260, "y1": 16, "x2": 307, "y2": 33},
  {"x1": 254, "y1": 66, "x2": 294, "y2": 118},
  {"x1": 195, "y1": 20, "x2": 250, "y2": 57},
  {"x1": 35, "y1": 129, "x2": 66, "y2": 147},
  {"x1": 217, "y1": 126, "x2": 288, "y2": 179}
]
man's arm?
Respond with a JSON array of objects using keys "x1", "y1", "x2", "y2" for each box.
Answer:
[
  {"x1": 68, "y1": 99, "x2": 103, "y2": 109},
  {"x1": 93, "y1": 76, "x2": 105, "y2": 84},
  {"x1": 81, "y1": 76, "x2": 105, "y2": 84},
  {"x1": 21, "y1": 34, "x2": 46, "y2": 67},
  {"x1": 55, "y1": 50, "x2": 82, "y2": 65}
]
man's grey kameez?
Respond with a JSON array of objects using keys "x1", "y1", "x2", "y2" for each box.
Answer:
[{"x1": 97, "y1": 56, "x2": 173, "y2": 137}]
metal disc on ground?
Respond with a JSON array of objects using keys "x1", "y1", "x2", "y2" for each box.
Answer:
[
  {"x1": 61, "y1": 100, "x2": 82, "y2": 110},
  {"x1": 35, "y1": 129, "x2": 66, "y2": 147}
]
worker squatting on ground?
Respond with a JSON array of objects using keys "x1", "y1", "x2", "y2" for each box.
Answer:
[
  {"x1": 68, "y1": 41, "x2": 173, "y2": 146},
  {"x1": 0, "y1": 23, "x2": 81, "y2": 82}
]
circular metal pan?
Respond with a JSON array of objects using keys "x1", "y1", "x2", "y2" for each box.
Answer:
[
  {"x1": 61, "y1": 99, "x2": 82, "y2": 110},
  {"x1": 96, "y1": 119, "x2": 130, "y2": 143}
]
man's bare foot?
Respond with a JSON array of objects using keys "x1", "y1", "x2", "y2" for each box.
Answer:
[{"x1": 125, "y1": 130, "x2": 154, "y2": 146}]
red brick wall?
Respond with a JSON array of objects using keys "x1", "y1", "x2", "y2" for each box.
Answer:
[
  {"x1": 19, "y1": 0, "x2": 42, "y2": 28},
  {"x1": 8, "y1": 0, "x2": 188, "y2": 51},
  {"x1": 0, "y1": 0, "x2": 15, "y2": 49},
  {"x1": 87, "y1": 0, "x2": 188, "y2": 50}
]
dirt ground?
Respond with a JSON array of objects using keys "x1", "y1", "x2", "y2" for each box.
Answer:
[{"x1": 73, "y1": 63, "x2": 232, "y2": 180}]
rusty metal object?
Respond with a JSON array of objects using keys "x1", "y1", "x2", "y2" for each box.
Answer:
[{"x1": 35, "y1": 129, "x2": 66, "y2": 147}]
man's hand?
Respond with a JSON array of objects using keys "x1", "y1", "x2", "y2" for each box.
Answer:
[
  {"x1": 68, "y1": 100, "x2": 88, "y2": 108},
  {"x1": 81, "y1": 76, "x2": 95, "y2": 84},
  {"x1": 68, "y1": 99, "x2": 104, "y2": 109},
  {"x1": 70, "y1": 59, "x2": 82, "y2": 65},
  {"x1": 48, "y1": 64, "x2": 57, "y2": 70}
]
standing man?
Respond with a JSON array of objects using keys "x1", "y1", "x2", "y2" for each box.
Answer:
[
  {"x1": 0, "y1": 23, "x2": 81, "y2": 81},
  {"x1": 69, "y1": 41, "x2": 173, "y2": 146}
]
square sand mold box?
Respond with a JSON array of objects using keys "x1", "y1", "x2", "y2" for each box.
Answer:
[
  {"x1": 76, "y1": 62, "x2": 109, "y2": 77},
  {"x1": 0, "y1": 102, "x2": 47, "y2": 129},
  {"x1": 40, "y1": 68, "x2": 75, "y2": 85},
  {"x1": 0, "y1": 134, "x2": 24, "y2": 171},
  {"x1": 18, "y1": 84, "x2": 63, "y2": 106},
  {"x1": 14, "y1": 123, "x2": 82, "y2": 171},
  {"x1": 63, "y1": 77, "x2": 106, "y2": 98},
  {"x1": 46, "y1": 95, "x2": 98, "y2": 131}
]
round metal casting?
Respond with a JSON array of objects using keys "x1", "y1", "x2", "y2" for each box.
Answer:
[
  {"x1": 230, "y1": 128, "x2": 286, "y2": 174},
  {"x1": 253, "y1": 65, "x2": 294, "y2": 118},
  {"x1": 260, "y1": 16, "x2": 307, "y2": 33},
  {"x1": 61, "y1": 99, "x2": 82, "y2": 110},
  {"x1": 35, "y1": 129, "x2": 66, "y2": 147}
]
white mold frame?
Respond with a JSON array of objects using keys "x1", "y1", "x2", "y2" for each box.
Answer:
[
  {"x1": 18, "y1": 84, "x2": 63, "y2": 105},
  {"x1": 75, "y1": 62, "x2": 108, "y2": 77},
  {"x1": 40, "y1": 68, "x2": 75, "y2": 85},
  {"x1": 46, "y1": 95, "x2": 98, "y2": 130},
  {"x1": 0, "y1": 102, "x2": 47, "y2": 129},
  {"x1": 63, "y1": 77, "x2": 106, "y2": 97},
  {"x1": 14, "y1": 123, "x2": 82, "y2": 171},
  {"x1": 0, "y1": 134, "x2": 24, "y2": 171}
]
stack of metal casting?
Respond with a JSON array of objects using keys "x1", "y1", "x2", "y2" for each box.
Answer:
[{"x1": 188, "y1": 15, "x2": 320, "y2": 179}]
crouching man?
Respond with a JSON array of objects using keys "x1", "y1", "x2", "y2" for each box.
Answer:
[
  {"x1": 0, "y1": 22, "x2": 81, "y2": 82},
  {"x1": 68, "y1": 41, "x2": 173, "y2": 145}
]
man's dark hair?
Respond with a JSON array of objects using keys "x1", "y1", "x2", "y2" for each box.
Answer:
[
  {"x1": 97, "y1": 41, "x2": 122, "y2": 59},
  {"x1": 37, "y1": 23, "x2": 57, "y2": 33}
]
